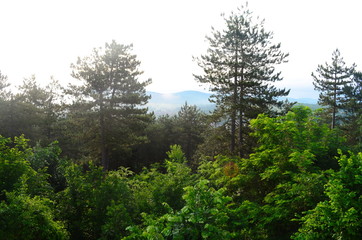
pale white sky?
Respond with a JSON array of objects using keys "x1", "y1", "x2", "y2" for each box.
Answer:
[{"x1": 0, "y1": 0, "x2": 361, "y2": 99}]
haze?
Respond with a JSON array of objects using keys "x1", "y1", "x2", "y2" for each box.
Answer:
[{"x1": 1, "y1": 0, "x2": 361, "y2": 99}]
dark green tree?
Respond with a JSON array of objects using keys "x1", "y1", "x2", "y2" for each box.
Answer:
[
  {"x1": 194, "y1": 110, "x2": 232, "y2": 160},
  {"x1": 312, "y1": 49, "x2": 355, "y2": 129},
  {"x1": 0, "y1": 75, "x2": 63, "y2": 146},
  {"x1": 0, "y1": 72, "x2": 23, "y2": 138},
  {"x1": 175, "y1": 103, "x2": 206, "y2": 162},
  {"x1": 131, "y1": 104, "x2": 206, "y2": 170},
  {"x1": 340, "y1": 71, "x2": 362, "y2": 150},
  {"x1": 131, "y1": 114, "x2": 176, "y2": 170},
  {"x1": 69, "y1": 40, "x2": 152, "y2": 170},
  {"x1": 194, "y1": 4, "x2": 289, "y2": 157},
  {"x1": 17, "y1": 76, "x2": 63, "y2": 145}
]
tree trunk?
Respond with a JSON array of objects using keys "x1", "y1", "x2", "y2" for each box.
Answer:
[
  {"x1": 238, "y1": 65, "x2": 244, "y2": 157},
  {"x1": 99, "y1": 92, "x2": 108, "y2": 170},
  {"x1": 231, "y1": 42, "x2": 238, "y2": 155},
  {"x1": 332, "y1": 78, "x2": 337, "y2": 129}
]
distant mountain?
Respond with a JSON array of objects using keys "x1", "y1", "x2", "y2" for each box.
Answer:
[
  {"x1": 147, "y1": 91, "x2": 214, "y2": 115},
  {"x1": 146, "y1": 91, "x2": 319, "y2": 116},
  {"x1": 281, "y1": 97, "x2": 318, "y2": 104}
]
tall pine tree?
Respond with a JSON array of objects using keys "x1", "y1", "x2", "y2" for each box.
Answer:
[
  {"x1": 194, "y1": 4, "x2": 289, "y2": 157},
  {"x1": 69, "y1": 40, "x2": 152, "y2": 170},
  {"x1": 312, "y1": 49, "x2": 355, "y2": 129},
  {"x1": 340, "y1": 71, "x2": 362, "y2": 149}
]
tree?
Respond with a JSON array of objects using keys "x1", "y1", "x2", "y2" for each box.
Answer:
[
  {"x1": 69, "y1": 40, "x2": 152, "y2": 170},
  {"x1": 0, "y1": 70, "x2": 10, "y2": 99},
  {"x1": 17, "y1": 76, "x2": 63, "y2": 145},
  {"x1": 312, "y1": 49, "x2": 355, "y2": 129},
  {"x1": 194, "y1": 4, "x2": 289, "y2": 157},
  {"x1": 0, "y1": 135, "x2": 68, "y2": 239},
  {"x1": 175, "y1": 103, "x2": 206, "y2": 162},
  {"x1": 130, "y1": 145, "x2": 195, "y2": 216},
  {"x1": 0, "y1": 192, "x2": 69, "y2": 240},
  {"x1": 124, "y1": 180, "x2": 233, "y2": 240},
  {"x1": 56, "y1": 163, "x2": 135, "y2": 240},
  {"x1": 340, "y1": 71, "x2": 362, "y2": 150},
  {"x1": 197, "y1": 107, "x2": 345, "y2": 239},
  {"x1": 293, "y1": 152, "x2": 362, "y2": 240}
]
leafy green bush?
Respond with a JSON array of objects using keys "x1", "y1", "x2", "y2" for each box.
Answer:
[
  {"x1": 293, "y1": 152, "x2": 362, "y2": 239},
  {"x1": 0, "y1": 135, "x2": 68, "y2": 239},
  {"x1": 56, "y1": 163, "x2": 135, "y2": 240},
  {"x1": 124, "y1": 179, "x2": 233, "y2": 240},
  {"x1": 0, "y1": 192, "x2": 68, "y2": 240}
]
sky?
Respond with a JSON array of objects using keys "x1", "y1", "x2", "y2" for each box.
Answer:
[{"x1": 1, "y1": 0, "x2": 361, "y2": 99}]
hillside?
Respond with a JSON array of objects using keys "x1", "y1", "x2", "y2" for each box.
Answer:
[
  {"x1": 147, "y1": 91, "x2": 319, "y2": 115},
  {"x1": 147, "y1": 91, "x2": 214, "y2": 115}
]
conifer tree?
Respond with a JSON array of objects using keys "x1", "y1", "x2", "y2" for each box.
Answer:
[
  {"x1": 0, "y1": 71, "x2": 10, "y2": 99},
  {"x1": 69, "y1": 40, "x2": 152, "y2": 170},
  {"x1": 194, "y1": 4, "x2": 289, "y2": 157},
  {"x1": 340, "y1": 71, "x2": 362, "y2": 149},
  {"x1": 312, "y1": 49, "x2": 355, "y2": 129},
  {"x1": 175, "y1": 103, "x2": 206, "y2": 161}
]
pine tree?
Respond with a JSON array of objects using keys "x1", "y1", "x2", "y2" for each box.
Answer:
[
  {"x1": 175, "y1": 103, "x2": 206, "y2": 161},
  {"x1": 194, "y1": 4, "x2": 289, "y2": 157},
  {"x1": 0, "y1": 71, "x2": 10, "y2": 99},
  {"x1": 312, "y1": 49, "x2": 355, "y2": 129},
  {"x1": 69, "y1": 40, "x2": 152, "y2": 170},
  {"x1": 340, "y1": 71, "x2": 362, "y2": 149}
]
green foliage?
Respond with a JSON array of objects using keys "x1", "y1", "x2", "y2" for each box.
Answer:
[
  {"x1": 341, "y1": 71, "x2": 362, "y2": 151},
  {"x1": 68, "y1": 40, "x2": 152, "y2": 170},
  {"x1": 130, "y1": 145, "x2": 195, "y2": 216},
  {"x1": 174, "y1": 103, "x2": 206, "y2": 161},
  {"x1": 0, "y1": 135, "x2": 68, "y2": 239},
  {"x1": 166, "y1": 145, "x2": 186, "y2": 164},
  {"x1": 241, "y1": 107, "x2": 343, "y2": 238},
  {"x1": 197, "y1": 107, "x2": 342, "y2": 239},
  {"x1": 57, "y1": 163, "x2": 135, "y2": 240},
  {"x1": 0, "y1": 76, "x2": 63, "y2": 145},
  {"x1": 312, "y1": 49, "x2": 356, "y2": 129},
  {"x1": 194, "y1": 114, "x2": 232, "y2": 161},
  {"x1": 0, "y1": 135, "x2": 52, "y2": 199},
  {"x1": 293, "y1": 152, "x2": 362, "y2": 239},
  {"x1": 250, "y1": 106, "x2": 344, "y2": 169},
  {"x1": 29, "y1": 141, "x2": 68, "y2": 192},
  {"x1": 134, "y1": 104, "x2": 206, "y2": 169},
  {"x1": 195, "y1": 4, "x2": 289, "y2": 156},
  {"x1": 0, "y1": 136, "x2": 32, "y2": 198},
  {"x1": 0, "y1": 192, "x2": 68, "y2": 240},
  {"x1": 124, "y1": 179, "x2": 233, "y2": 240}
]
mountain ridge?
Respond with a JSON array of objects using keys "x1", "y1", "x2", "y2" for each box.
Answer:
[{"x1": 146, "y1": 91, "x2": 318, "y2": 115}]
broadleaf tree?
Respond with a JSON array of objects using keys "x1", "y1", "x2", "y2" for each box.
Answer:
[
  {"x1": 69, "y1": 40, "x2": 152, "y2": 170},
  {"x1": 194, "y1": 4, "x2": 289, "y2": 157}
]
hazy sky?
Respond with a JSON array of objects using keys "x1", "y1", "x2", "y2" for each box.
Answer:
[{"x1": 1, "y1": 0, "x2": 361, "y2": 99}]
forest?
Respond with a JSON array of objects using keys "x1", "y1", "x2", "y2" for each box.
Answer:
[{"x1": 1, "y1": 5, "x2": 362, "y2": 240}]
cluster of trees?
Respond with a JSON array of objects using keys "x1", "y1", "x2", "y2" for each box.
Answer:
[
  {"x1": 0, "y1": 107, "x2": 361, "y2": 239},
  {"x1": 0, "y1": 43, "x2": 206, "y2": 172},
  {"x1": 1, "y1": 4, "x2": 361, "y2": 239}
]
